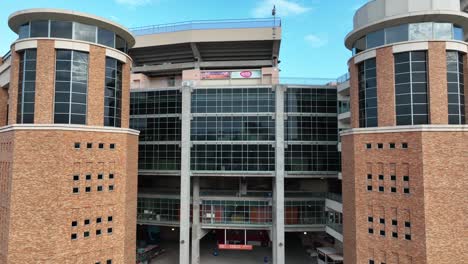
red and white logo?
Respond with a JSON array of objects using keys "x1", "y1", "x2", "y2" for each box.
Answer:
[{"x1": 240, "y1": 71, "x2": 253, "y2": 78}]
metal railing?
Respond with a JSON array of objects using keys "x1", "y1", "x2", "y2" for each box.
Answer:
[
  {"x1": 336, "y1": 72, "x2": 350, "y2": 84},
  {"x1": 131, "y1": 18, "x2": 281, "y2": 36},
  {"x1": 2, "y1": 51, "x2": 11, "y2": 62},
  {"x1": 277, "y1": 77, "x2": 337, "y2": 86}
]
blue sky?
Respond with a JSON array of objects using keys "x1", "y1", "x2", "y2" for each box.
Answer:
[{"x1": 0, "y1": 0, "x2": 369, "y2": 79}]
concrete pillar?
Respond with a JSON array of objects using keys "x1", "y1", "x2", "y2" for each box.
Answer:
[
  {"x1": 273, "y1": 85, "x2": 285, "y2": 264},
  {"x1": 191, "y1": 177, "x2": 201, "y2": 264},
  {"x1": 180, "y1": 85, "x2": 192, "y2": 264}
]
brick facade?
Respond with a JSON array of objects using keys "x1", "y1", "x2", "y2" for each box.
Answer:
[
  {"x1": 376, "y1": 47, "x2": 396, "y2": 127},
  {"x1": 427, "y1": 42, "x2": 448, "y2": 125},
  {"x1": 1, "y1": 37, "x2": 138, "y2": 263}
]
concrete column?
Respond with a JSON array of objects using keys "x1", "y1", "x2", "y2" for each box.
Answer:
[
  {"x1": 273, "y1": 85, "x2": 285, "y2": 264},
  {"x1": 180, "y1": 85, "x2": 192, "y2": 264},
  {"x1": 191, "y1": 177, "x2": 201, "y2": 264}
]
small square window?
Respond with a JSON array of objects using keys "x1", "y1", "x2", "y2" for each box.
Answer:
[
  {"x1": 97, "y1": 217, "x2": 102, "y2": 223},
  {"x1": 110, "y1": 143, "x2": 115, "y2": 149},
  {"x1": 97, "y1": 186, "x2": 103, "y2": 192},
  {"x1": 96, "y1": 262, "x2": 101, "y2": 264},
  {"x1": 74, "y1": 142, "x2": 80, "y2": 149},
  {"x1": 378, "y1": 175, "x2": 384, "y2": 180},
  {"x1": 71, "y1": 221, "x2": 78, "y2": 227},
  {"x1": 392, "y1": 232, "x2": 398, "y2": 238},
  {"x1": 391, "y1": 187, "x2": 397, "y2": 193},
  {"x1": 86, "y1": 174, "x2": 91, "y2": 180},
  {"x1": 108, "y1": 216, "x2": 113, "y2": 222},
  {"x1": 85, "y1": 186, "x2": 91, "y2": 193},
  {"x1": 109, "y1": 173, "x2": 114, "y2": 179},
  {"x1": 405, "y1": 221, "x2": 411, "y2": 228},
  {"x1": 71, "y1": 233, "x2": 77, "y2": 240},
  {"x1": 98, "y1": 174, "x2": 103, "y2": 180},
  {"x1": 107, "y1": 228, "x2": 113, "y2": 234},
  {"x1": 73, "y1": 175, "x2": 79, "y2": 181},
  {"x1": 379, "y1": 186, "x2": 384, "y2": 192},
  {"x1": 368, "y1": 216, "x2": 373, "y2": 222},
  {"x1": 403, "y1": 176, "x2": 409, "y2": 181},
  {"x1": 390, "y1": 175, "x2": 396, "y2": 181},
  {"x1": 389, "y1": 143, "x2": 395, "y2": 149},
  {"x1": 87, "y1": 143, "x2": 93, "y2": 149},
  {"x1": 377, "y1": 143, "x2": 383, "y2": 149},
  {"x1": 405, "y1": 234, "x2": 411, "y2": 240},
  {"x1": 392, "y1": 220, "x2": 398, "y2": 226},
  {"x1": 402, "y1": 143, "x2": 408, "y2": 149},
  {"x1": 379, "y1": 218, "x2": 385, "y2": 224},
  {"x1": 403, "y1": 188, "x2": 410, "y2": 194},
  {"x1": 96, "y1": 229, "x2": 102, "y2": 236},
  {"x1": 369, "y1": 260, "x2": 375, "y2": 264},
  {"x1": 84, "y1": 219, "x2": 90, "y2": 225},
  {"x1": 380, "y1": 230, "x2": 385, "y2": 236},
  {"x1": 99, "y1": 143, "x2": 104, "y2": 149},
  {"x1": 366, "y1": 143, "x2": 372, "y2": 149},
  {"x1": 73, "y1": 187, "x2": 79, "y2": 193},
  {"x1": 106, "y1": 260, "x2": 112, "y2": 264},
  {"x1": 84, "y1": 231, "x2": 90, "y2": 238},
  {"x1": 109, "y1": 185, "x2": 114, "y2": 191},
  {"x1": 367, "y1": 174, "x2": 372, "y2": 180},
  {"x1": 368, "y1": 228, "x2": 374, "y2": 234},
  {"x1": 367, "y1": 185, "x2": 373, "y2": 191}
]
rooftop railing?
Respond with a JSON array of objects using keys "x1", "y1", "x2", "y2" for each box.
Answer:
[
  {"x1": 278, "y1": 77, "x2": 337, "y2": 86},
  {"x1": 1, "y1": 51, "x2": 11, "y2": 62},
  {"x1": 130, "y1": 18, "x2": 282, "y2": 36},
  {"x1": 336, "y1": 72, "x2": 350, "y2": 84}
]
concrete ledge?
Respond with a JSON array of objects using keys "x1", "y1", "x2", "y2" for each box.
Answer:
[
  {"x1": 340, "y1": 125, "x2": 468, "y2": 136},
  {"x1": 0, "y1": 124, "x2": 140, "y2": 135},
  {"x1": 354, "y1": 49, "x2": 376, "y2": 64},
  {"x1": 392, "y1": 41, "x2": 428, "y2": 53},
  {"x1": 55, "y1": 40, "x2": 90, "y2": 52},
  {"x1": 15, "y1": 39, "x2": 37, "y2": 51}
]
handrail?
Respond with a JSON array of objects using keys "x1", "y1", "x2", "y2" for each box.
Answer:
[
  {"x1": 130, "y1": 18, "x2": 281, "y2": 36},
  {"x1": 336, "y1": 72, "x2": 350, "y2": 84}
]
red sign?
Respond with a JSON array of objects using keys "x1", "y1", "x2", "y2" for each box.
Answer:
[
  {"x1": 201, "y1": 71, "x2": 230, "y2": 80},
  {"x1": 218, "y1": 244, "x2": 253, "y2": 250}
]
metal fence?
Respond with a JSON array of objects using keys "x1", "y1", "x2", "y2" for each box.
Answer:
[
  {"x1": 131, "y1": 18, "x2": 281, "y2": 36},
  {"x1": 336, "y1": 72, "x2": 350, "y2": 84}
]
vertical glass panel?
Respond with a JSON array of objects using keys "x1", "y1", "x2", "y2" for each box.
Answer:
[
  {"x1": 74, "y1": 22, "x2": 97, "y2": 42},
  {"x1": 54, "y1": 50, "x2": 89, "y2": 124},
  {"x1": 30, "y1": 20, "x2": 49, "y2": 37},
  {"x1": 433, "y1": 23, "x2": 452, "y2": 40},
  {"x1": 18, "y1": 23, "x2": 30, "y2": 39},
  {"x1": 409, "y1": 22, "x2": 433, "y2": 40},
  {"x1": 358, "y1": 58, "x2": 378, "y2": 128},
  {"x1": 366, "y1": 30, "x2": 385, "y2": 49},
  {"x1": 17, "y1": 49, "x2": 37, "y2": 124},
  {"x1": 50, "y1": 21, "x2": 73, "y2": 39},
  {"x1": 115, "y1": 35, "x2": 127, "y2": 53},
  {"x1": 453, "y1": 26, "x2": 464, "y2": 41},
  {"x1": 104, "y1": 57, "x2": 123, "y2": 127},
  {"x1": 446, "y1": 51, "x2": 465, "y2": 124},
  {"x1": 98, "y1": 28, "x2": 115, "y2": 48},
  {"x1": 385, "y1": 24, "x2": 408, "y2": 44}
]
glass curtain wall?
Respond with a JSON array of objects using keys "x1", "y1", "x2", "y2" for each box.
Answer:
[
  {"x1": 104, "y1": 58, "x2": 123, "y2": 127},
  {"x1": 17, "y1": 49, "x2": 37, "y2": 124},
  {"x1": 394, "y1": 51, "x2": 429, "y2": 125},
  {"x1": 190, "y1": 88, "x2": 275, "y2": 172},
  {"x1": 285, "y1": 87, "x2": 339, "y2": 172},
  {"x1": 446, "y1": 51, "x2": 465, "y2": 124},
  {"x1": 358, "y1": 58, "x2": 378, "y2": 127},
  {"x1": 54, "y1": 50, "x2": 89, "y2": 125},
  {"x1": 130, "y1": 90, "x2": 182, "y2": 171}
]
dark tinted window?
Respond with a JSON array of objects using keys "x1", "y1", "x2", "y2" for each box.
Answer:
[
  {"x1": 17, "y1": 49, "x2": 37, "y2": 124},
  {"x1": 98, "y1": 28, "x2": 115, "y2": 48},
  {"x1": 50, "y1": 21, "x2": 73, "y2": 39},
  {"x1": 446, "y1": 51, "x2": 465, "y2": 124},
  {"x1": 358, "y1": 58, "x2": 378, "y2": 127},
  {"x1": 30, "y1": 20, "x2": 49, "y2": 37},
  {"x1": 18, "y1": 23, "x2": 30, "y2": 39}
]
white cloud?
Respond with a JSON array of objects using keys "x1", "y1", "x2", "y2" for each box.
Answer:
[
  {"x1": 304, "y1": 34, "x2": 328, "y2": 48},
  {"x1": 252, "y1": 0, "x2": 311, "y2": 18},
  {"x1": 115, "y1": 0, "x2": 152, "y2": 7}
]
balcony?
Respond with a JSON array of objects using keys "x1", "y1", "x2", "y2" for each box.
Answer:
[{"x1": 336, "y1": 73, "x2": 350, "y2": 96}]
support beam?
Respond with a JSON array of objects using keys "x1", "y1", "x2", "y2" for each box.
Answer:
[
  {"x1": 191, "y1": 177, "x2": 201, "y2": 264},
  {"x1": 133, "y1": 60, "x2": 273, "y2": 74},
  {"x1": 179, "y1": 85, "x2": 192, "y2": 264},
  {"x1": 273, "y1": 85, "x2": 286, "y2": 264},
  {"x1": 190, "y1": 43, "x2": 202, "y2": 69}
]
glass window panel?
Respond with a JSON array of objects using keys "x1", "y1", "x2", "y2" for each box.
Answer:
[
  {"x1": 433, "y1": 23, "x2": 452, "y2": 40},
  {"x1": 50, "y1": 21, "x2": 73, "y2": 39},
  {"x1": 74, "y1": 22, "x2": 96, "y2": 42},
  {"x1": 409, "y1": 22, "x2": 433, "y2": 40},
  {"x1": 18, "y1": 23, "x2": 30, "y2": 39},
  {"x1": 30, "y1": 20, "x2": 49, "y2": 37},
  {"x1": 385, "y1": 24, "x2": 408, "y2": 44},
  {"x1": 453, "y1": 26, "x2": 464, "y2": 41},
  {"x1": 115, "y1": 35, "x2": 127, "y2": 53},
  {"x1": 366, "y1": 30, "x2": 385, "y2": 49},
  {"x1": 98, "y1": 28, "x2": 115, "y2": 48}
]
